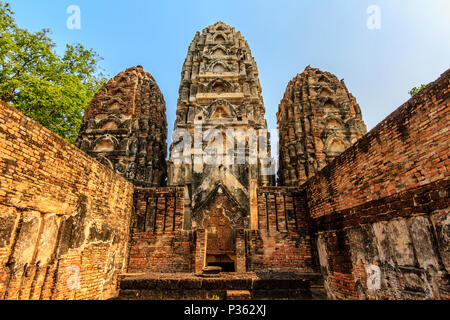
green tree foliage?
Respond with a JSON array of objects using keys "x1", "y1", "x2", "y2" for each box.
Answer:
[
  {"x1": 0, "y1": 2, "x2": 107, "y2": 143},
  {"x1": 409, "y1": 84, "x2": 427, "y2": 97}
]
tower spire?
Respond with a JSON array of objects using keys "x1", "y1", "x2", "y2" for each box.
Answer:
[{"x1": 168, "y1": 23, "x2": 274, "y2": 237}]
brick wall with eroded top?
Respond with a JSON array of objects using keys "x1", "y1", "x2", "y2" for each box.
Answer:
[
  {"x1": 302, "y1": 69, "x2": 450, "y2": 300},
  {"x1": 245, "y1": 187, "x2": 316, "y2": 273},
  {"x1": 0, "y1": 100, "x2": 134, "y2": 300},
  {"x1": 127, "y1": 187, "x2": 195, "y2": 273}
]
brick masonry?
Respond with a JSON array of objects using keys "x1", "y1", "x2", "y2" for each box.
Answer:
[
  {"x1": 0, "y1": 100, "x2": 134, "y2": 300},
  {"x1": 127, "y1": 187, "x2": 196, "y2": 273},
  {"x1": 126, "y1": 186, "x2": 318, "y2": 274},
  {"x1": 245, "y1": 187, "x2": 315, "y2": 273},
  {"x1": 117, "y1": 272, "x2": 316, "y2": 300},
  {"x1": 0, "y1": 53, "x2": 448, "y2": 300},
  {"x1": 301, "y1": 69, "x2": 449, "y2": 299}
]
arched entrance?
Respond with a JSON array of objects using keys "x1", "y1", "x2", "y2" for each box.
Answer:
[
  {"x1": 203, "y1": 207, "x2": 236, "y2": 272},
  {"x1": 196, "y1": 185, "x2": 249, "y2": 272}
]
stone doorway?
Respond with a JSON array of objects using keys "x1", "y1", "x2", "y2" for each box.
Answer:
[
  {"x1": 203, "y1": 205, "x2": 237, "y2": 272},
  {"x1": 194, "y1": 185, "x2": 249, "y2": 273},
  {"x1": 206, "y1": 254, "x2": 236, "y2": 272}
]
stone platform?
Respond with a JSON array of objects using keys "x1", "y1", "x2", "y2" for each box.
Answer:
[{"x1": 116, "y1": 272, "x2": 326, "y2": 300}]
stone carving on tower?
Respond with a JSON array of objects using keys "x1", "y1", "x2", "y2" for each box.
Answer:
[
  {"x1": 76, "y1": 66, "x2": 167, "y2": 187},
  {"x1": 168, "y1": 21, "x2": 275, "y2": 235},
  {"x1": 277, "y1": 66, "x2": 367, "y2": 186}
]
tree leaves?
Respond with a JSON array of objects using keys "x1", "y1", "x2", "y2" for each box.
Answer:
[
  {"x1": 0, "y1": 1, "x2": 107, "y2": 143},
  {"x1": 409, "y1": 84, "x2": 427, "y2": 97}
]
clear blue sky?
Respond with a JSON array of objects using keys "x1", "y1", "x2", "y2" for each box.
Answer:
[{"x1": 8, "y1": 0, "x2": 450, "y2": 149}]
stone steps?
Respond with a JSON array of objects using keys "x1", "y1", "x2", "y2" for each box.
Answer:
[{"x1": 117, "y1": 272, "x2": 326, "y2": 300}]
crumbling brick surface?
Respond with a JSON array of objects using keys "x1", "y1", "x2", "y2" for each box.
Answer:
[
  {"x1": 1, "y1": 21, "x2": 449, "y2": 301},
  {"x1": 245, "y1": 187, "x2": 316, "y2": 273},
  {"x1": 118, "y1": 272, "x2": 319, "y2": 300},
  {"x1": 127, "y1": 187, "x2": 195, "y2": 273},
  {"x1": 277, "y1": 66, "x2": 367, "y2": 187},
  {"x1": 127, "y1": 186, "x2": 319, "y2": 275},
  {"x1": 0, "y1": 100, "x2": 134, "y2": 300},
  {"x1": 76, "y1": 66, "x2": 167, "y2": 188},
  {"x1": 167, "y1": 21, "x2": 275, "y2": 233},
  {"x1": 302, "y1": 69, "x2": 450, "y2": 300}
]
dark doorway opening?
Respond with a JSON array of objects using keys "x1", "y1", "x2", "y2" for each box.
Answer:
[
  {"x1": 208, "y1": 262, "x2": 235, "y2": 272},
  {"x1": 206, "y1": 254, "x2": 236, "y2": 272}
]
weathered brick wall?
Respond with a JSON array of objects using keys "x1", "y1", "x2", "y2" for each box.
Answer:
[
  {"x1": 303, "y1": 69, "x2": 449, "y2": 299},
  {"x1": 128, "y1": 186, "x2": 318, "y2": 274},
  {"x1": 127, "y1": 187, "x2": 195, "y2": 273},
  {"x1": 245, "y1": 187, "x2": 316, "y2": 272},
  {"x1": 0, "y1": 100, "x2": 134, "y2": 300}
]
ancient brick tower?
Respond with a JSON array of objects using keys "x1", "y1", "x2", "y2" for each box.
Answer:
[
  {"x1": 277, "y1": 66, "x2": 367, "y2": 186},
  {"x1": 167, "y1": 22, "x2": 274, "y2": 268},
  {"x1": 76, "y1": 66, "x2": 167, "y2": 187},
  {"x1": 2, "y1": 17, "x2": 449, "y2": 300}
]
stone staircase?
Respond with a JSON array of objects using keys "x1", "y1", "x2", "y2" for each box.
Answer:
[{"x1": 116, "y1": 272, "x2": 326, "y2": 300}]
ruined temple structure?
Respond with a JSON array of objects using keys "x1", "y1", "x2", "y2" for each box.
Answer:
[
  {"x1": 166, "y1": 21, "x2": 275, "y2": 268},
  {"x1": 76, "y1": 66, "x2": 167, "y2": 187},
  {"x1": 0, "y1": 21, "x2": 448, "y2": 301},
  {"x1": 277, "y1": 67, "x2": 367, "y2": 186}
]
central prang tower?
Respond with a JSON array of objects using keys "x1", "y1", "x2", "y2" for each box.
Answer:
[{"x1": 168, "y1": 22, "x2": 274, "y2": 256}]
